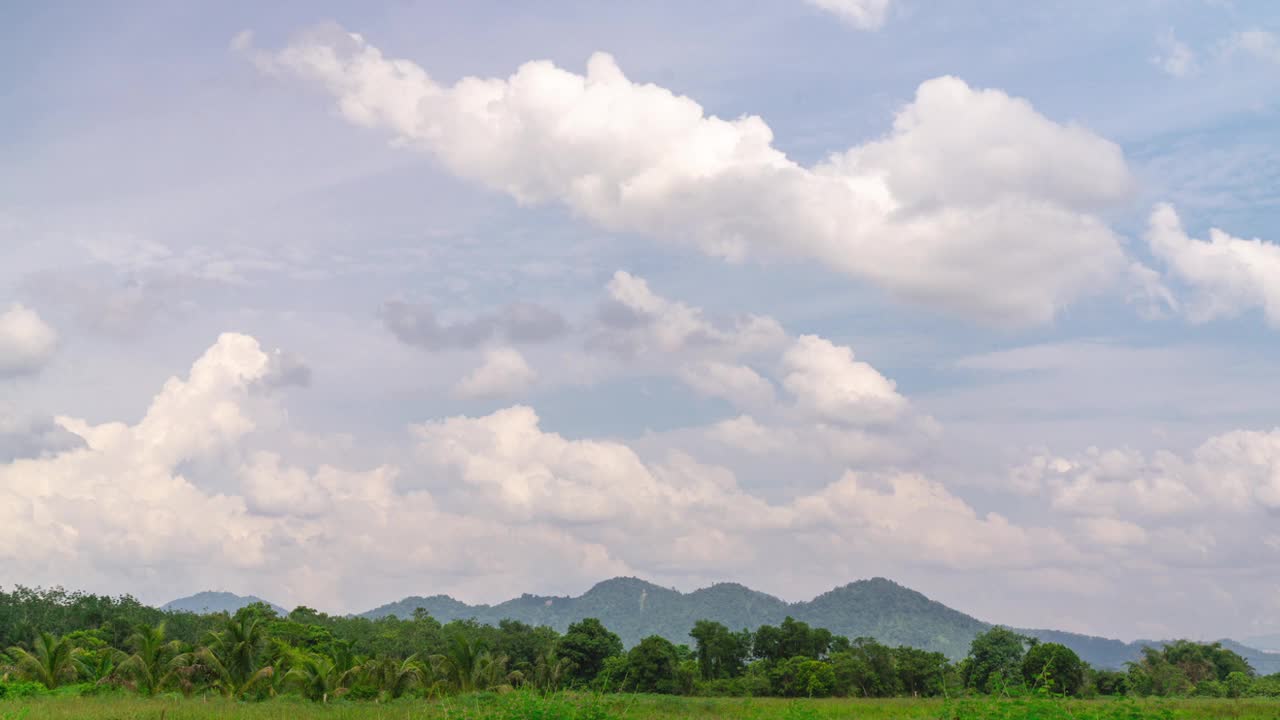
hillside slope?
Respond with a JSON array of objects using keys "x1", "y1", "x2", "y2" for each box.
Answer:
[
  {"x1": 359, "y1": 576, "x2": 1280, "y2": 673},
  {"x1": 162, "y1": 591, "x2": 286, "y2": 616}
]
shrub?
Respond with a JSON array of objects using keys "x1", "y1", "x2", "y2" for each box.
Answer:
[{"x1": 0, "y1": 681, "x2": 48, "y2": 699}]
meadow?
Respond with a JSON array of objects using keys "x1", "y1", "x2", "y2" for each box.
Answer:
[{"x1": 4, "y1": 692, "x2": 1280, "y2": 720}]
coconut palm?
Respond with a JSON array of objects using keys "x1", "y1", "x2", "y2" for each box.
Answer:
[
  {"x1": 113, "y1": 622, "x2": 183, "y2": 695},
  {"x1": 435, "y1": 635, "x2": 512, "y2": 693},
  {"x1": 194, "y1": 614, "x2": 275, "y2": 699},
  {"x1": 363, "y1": 653, "x2": 433, "y2": 700},
  {"x1": 283, "y1": 652, "x2": 358, "y2": 703},
  {"x1": 5, "y1": 632, "x2": 88, "y2": 689},
  {"x1": 532, "y1": 647, "x2": 570, "y2": 693}
]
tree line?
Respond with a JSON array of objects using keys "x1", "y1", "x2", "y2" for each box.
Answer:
[{"x1": 0, "y1": 586, "x2": 1274, "y2": 701}]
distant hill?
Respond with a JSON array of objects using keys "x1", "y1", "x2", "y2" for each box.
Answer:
[
  {"x1": 162, "y1": 591, "x2": 286, "y2": 616},
  {"x1": 1245, "y1": 633, "x2": 1280, "y2": 653},
  {"x1": 360, "y1": 576, "x2": 1280, "y2": 673}
]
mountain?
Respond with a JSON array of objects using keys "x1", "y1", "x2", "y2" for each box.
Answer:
[
  {"x1": 360, "y1": 576, "x2": 1280, "y2": 673},
  {"x1": 1245, "y1": 634, "x2": 1280, "y2": 653},
  {"x1": 162, "y1": 591, "x2": 286, "y2": 616}
]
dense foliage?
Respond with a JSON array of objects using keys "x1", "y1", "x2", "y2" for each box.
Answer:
[{"x1": 3, "y1": 585, "x2": 1278, "y2": 704}]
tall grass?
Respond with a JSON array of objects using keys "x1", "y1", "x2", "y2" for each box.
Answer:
[{"x1": 2, "y1": 690, "x2": 1277, "y2": 719}]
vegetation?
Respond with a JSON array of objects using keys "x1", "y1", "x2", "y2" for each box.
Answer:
[{"x1": 6, "y1": 584, "x2": 1280, "y2": 714}]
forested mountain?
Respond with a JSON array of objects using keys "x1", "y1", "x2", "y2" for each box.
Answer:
[
  {"x1": 356, "y1": 576, "x2": 1280, "y2": 673},
  {"x1": 162, "y1": 591, "x2": 286, "y2": 616},
  {"x1": 362, "y1": 578, "x2": 984, "y2": 658}
]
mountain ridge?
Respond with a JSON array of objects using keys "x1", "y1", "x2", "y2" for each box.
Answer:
[{"x1": 168, "y1": 577, "x2": 1280, "y2": 673}]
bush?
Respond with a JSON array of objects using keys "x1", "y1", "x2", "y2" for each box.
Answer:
[{"x1": 0, "y1": 681, "x2": 48, "y2": 699}]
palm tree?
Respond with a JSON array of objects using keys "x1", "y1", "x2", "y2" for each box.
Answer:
[
  {"x1": 283, "y1": 652, "x2": 356, "y2": 703},
  {"x1": 194, "y1": 614, "x2": 275, "y2": 699},
  {"x1": 532, "y1": 647, "x2": 570, "y2": 693},
  {"x1": 435, "y1": 635, "x2": 512, "y2": 693},
  {"x1": 6, "y1": 632, "x2": 88, "y2": 689},
  {"x1": 363, "y1": 653, "x2": 433, "y2": 700},
  {"x1": 113, "y1": 622, "x2": 183, "y2": 695}
]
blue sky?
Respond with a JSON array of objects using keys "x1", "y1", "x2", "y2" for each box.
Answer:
[{"x1": 3, "y1": 0, "x2": 1280, "y2": 642}]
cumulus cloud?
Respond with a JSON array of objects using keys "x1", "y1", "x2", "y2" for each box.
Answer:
[
  {"x1": 250, "y1": 29, "x2": 1133, "y2": 326},
  {"x1": 1016, "y1": 429, "x2": 1280, "y2": 517},
  {"x1": 804, "y1": 0, "x2": 891, "y2": 30},
  {"x1": 790, "y1": 472, "x2": 1065, "y2": 570},
  {"x1": 0, "y1": 333, "x2": 279, "y2": 582},
  {"x1": 782, "y1": 335, "x2": 907, "y2": 426},
  {"x1": 455, "y1": 347, "x2": 537, "y2": 398},
  {"x1": 678, "y1": 361, "x2": 776, "y2": 410},
  {"x1": 1146, "y1": 203, "x2": 1280, "y2": 325},
  {"x1": 381, "y1": 300, "x2": 567, "y2": 350},
  {"x1": 0, "y1": 304, "x2": 57, "y2": 378},
  {"x1": 0, "y1": 330, "x2": 1067, "y2": 610}
]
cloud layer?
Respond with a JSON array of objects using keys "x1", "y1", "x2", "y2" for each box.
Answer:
[{"x1": 250, "y1": 28, "x2": 1136, "y2": 326}]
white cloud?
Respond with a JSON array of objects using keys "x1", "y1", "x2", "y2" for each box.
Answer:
[
  {"x1": 790, "y1": 471, "x2": 1064, "y2": 569},
  {"x1": 805, "y1": 0, "x2": 892, "y2": 30},
  {"x1": 250, "y1": 29, "x2": 1133, "y2": 326},
  {"x1": 1077, "y1": 516, "x2": 1148, "y2": 547},
  {"x1": 1018, "y1": 429, "x2": 1280, "y2": 517},
  {"x1": 456, "y1": 347, "x2": 537, "y2": 398},
  {"x1": 1153, "y1": 30, "x2": 1198, "y2": 77},
  {"x1": 0, "y1": 333, "x2": 278, "y2": 579},
  {"x1": 0, "y1": 330, "x2": 1067, "y2": 610},
  {"x1": 1146, "y1": 203, "x2": 1280, "y2": 325},
  {"x1": 782, "y1": 334, "x2": 907, "y2": 426},
  {"x1": 678, "y1": 361, "x2": 776, "y2": 410},
  {"x1": 0, "y1": 304, "x2": 57, "y2": 378},
  {"x1": 595, "y1": 271, "x2": 785, "y2": 357}
]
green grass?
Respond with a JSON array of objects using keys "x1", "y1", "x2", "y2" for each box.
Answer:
[{"x1": 4, "y1": 692, "x2": 1280, "y2": 720}]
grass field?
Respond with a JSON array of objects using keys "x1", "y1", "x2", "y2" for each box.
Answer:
[{"x1": 4, "y1": 692, "x2": 1280, "y2": 720}]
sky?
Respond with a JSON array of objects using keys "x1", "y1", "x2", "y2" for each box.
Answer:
[{"x1": 2, "y1": 0, "x2": 1280, "y2": 643}]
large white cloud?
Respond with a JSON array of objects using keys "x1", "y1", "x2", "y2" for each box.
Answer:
[
  {"x1": 249, "y1": 28, "x2": 1134, "y2": 326},
  {"x1": 1147, "y1": 203, "x2": 1280, "y2": 325},
  {"x1": 0, "y1": 304, "x2": 57, "y2": 378}
]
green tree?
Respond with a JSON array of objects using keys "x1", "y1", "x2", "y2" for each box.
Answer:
[
  {"x1": 1225, "y1": 670, "x2": 1251, "y2": 698},
  {"x1": 963, "y1": 627, "x2": 1030, "y2": 694},
  {"x1": 829, "y1": 637, "x2": 899, "y2": 697},
  {"x1": 1090, "y1": 668, "x2": 1129, "y2": 696},
  {"x1": 893, "y1": 646, "x2": 949, "y2": 697},
  {"x1": 1021, "y1": 642, "x2": 1084, "y2": 696},
  {"x1": 5, "y1": 632, "x2": 87, "y2": 689},
  {"x1": 435, "y1": 633, "x2": 510, "y2": 693},
  {"x1": 753, "y1": 617, "x2": 831, "y2": 663},
  {"x1": 361, "y1": 653, "x2": 432, "y2": 700},
  {"x1": 114, "y1": 622, "x2": 183, "y2": 695},
  {"x1": 557, "y1": 618, "x2": 622, "y2": 685},
  {"x1": 689, "y1": 620, "x2": 750, "y2": 679},
  {"x1": 769, "y1": 656, "x2": 836, "y2": 697},
  {"x1": 194, "y1": 613, "x2": 275, "y2": 698},
  {"x1": 625, "y1": 635, "x2": 680, "y2": 693},
  {"x1": 283, "y1": 650, "x2": 362, "y2": 702}
]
